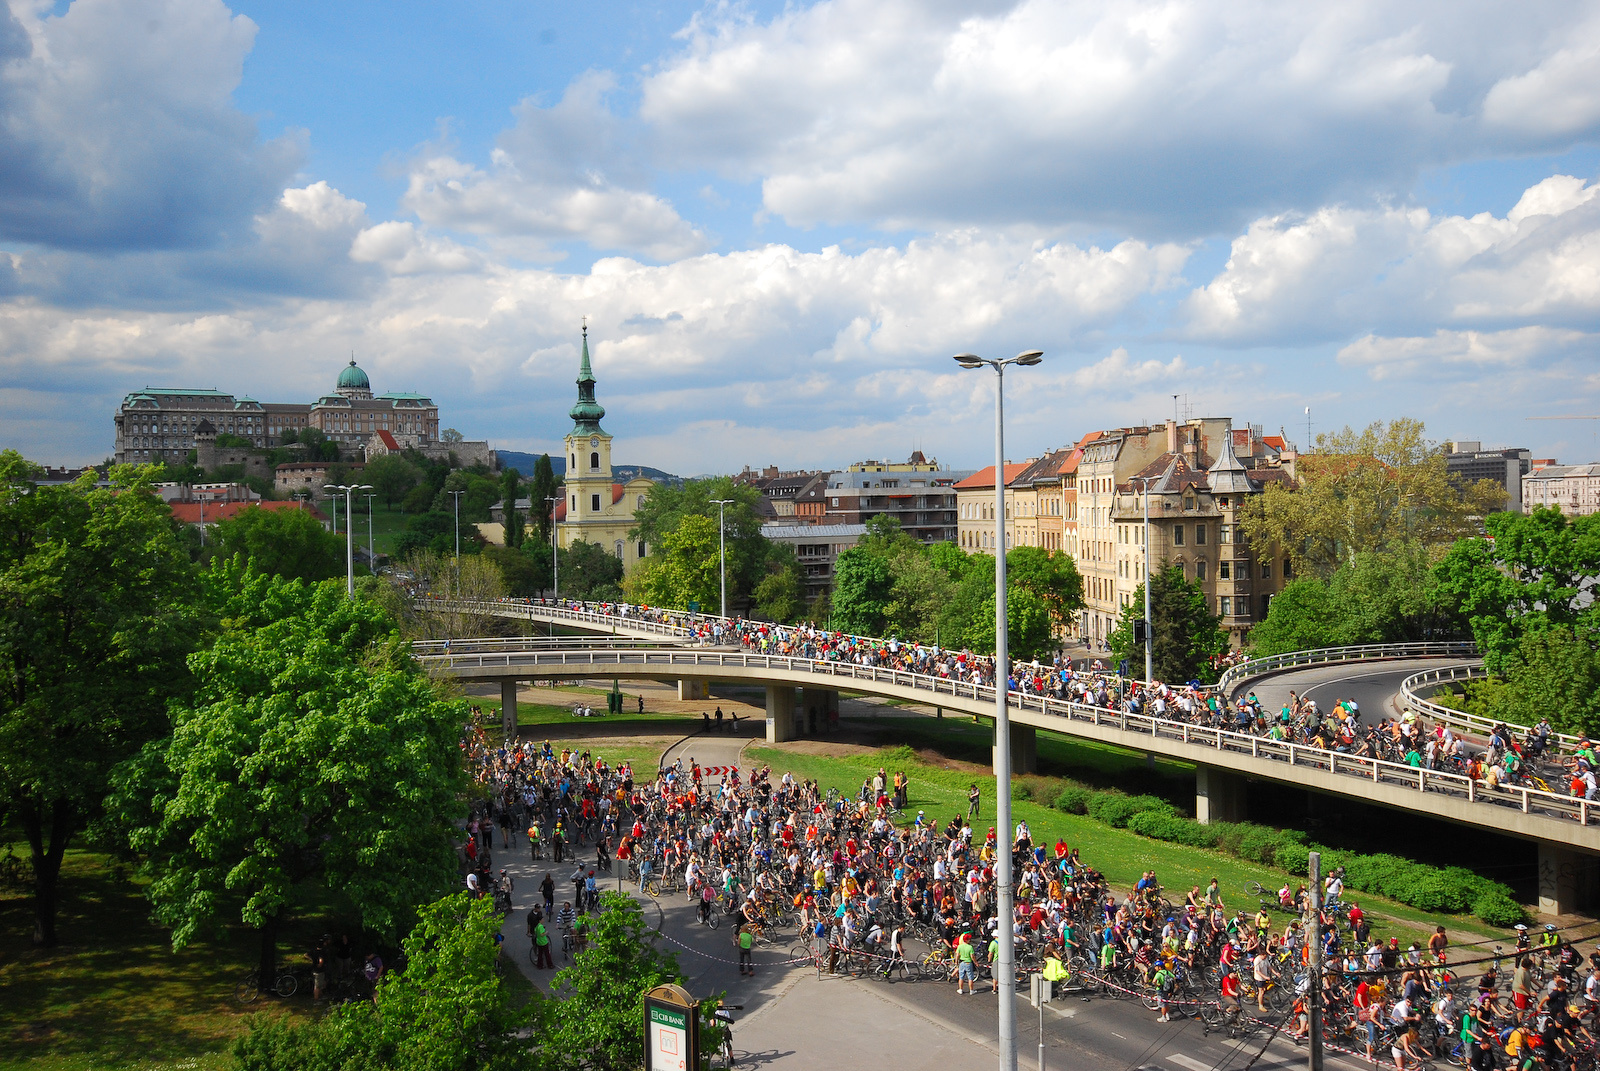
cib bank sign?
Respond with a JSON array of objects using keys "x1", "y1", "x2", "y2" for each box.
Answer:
[{"x1": 645, "y1": 983, "x2": 699, "y2": 1071}]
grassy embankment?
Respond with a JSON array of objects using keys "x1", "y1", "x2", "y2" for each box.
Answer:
[{"x1": 747, "y1": 739, "x2": 1518, "y2": 948}]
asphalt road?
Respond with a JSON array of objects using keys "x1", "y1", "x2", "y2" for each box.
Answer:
[{"x1": 1236, "y1": 657, "x2": 1479, "y2": 724}]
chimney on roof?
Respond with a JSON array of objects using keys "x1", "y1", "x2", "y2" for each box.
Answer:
[
  {"x1": 764, "y1": 465, "x2": 779, "y2": 478},
  {"x1": 1166, "y1": 419, "x2": 1179, "y2": 454}
]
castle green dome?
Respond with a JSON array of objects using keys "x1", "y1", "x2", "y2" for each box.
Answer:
[{"x1": 337, "y1": 360, "x2": 370, "y2": 391}]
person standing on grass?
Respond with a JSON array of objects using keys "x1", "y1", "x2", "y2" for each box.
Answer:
[{"x1": 968, "y1": 783, "x2": 980, "y2": 817}]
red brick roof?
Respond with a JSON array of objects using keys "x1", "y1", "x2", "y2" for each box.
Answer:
[
  {"x1": 376, "y1": 429, "x2": 400, "y2": 450},
  {"x1": 169, "y1": 500, "x2": 328, "y2": 524}
]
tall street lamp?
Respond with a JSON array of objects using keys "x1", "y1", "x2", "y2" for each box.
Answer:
[
  {"x1": 952, "y1": 347, "x2": 1042, "y2": 1071},
  {"x1": 324, "y1": 483, "x2": 374, "y2": 595},
  {"x1": 544, "y1": 496, "x2": 561, "y2": 601},
  {"x1": 363, "y1": 492, "x2": 376, "y2": 574},
  {"x1": 1130, "y1": 476, "x2": 1155, "y2": 685},
  {"x1": 448, "y1": 489, "x2": 465, "y2": 597},
  {"x1": 711, "y1": 498, "x2": 733, "y2": 619}
]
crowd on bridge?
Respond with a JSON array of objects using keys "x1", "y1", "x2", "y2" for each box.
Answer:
[{"x1": 495, "y1": 597, "x2": 1596, "y2": 816}]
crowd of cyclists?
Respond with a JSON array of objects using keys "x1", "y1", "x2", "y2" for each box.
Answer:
[{"x1": 460, "y1": 713, "x2": 1600, "y2": 1071}]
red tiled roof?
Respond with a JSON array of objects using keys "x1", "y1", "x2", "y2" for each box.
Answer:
[
  {"x1": 953, "y1": 463, "x2": 1029, "y2": 490},
  {"x1": 169, "y1": 500, "x2": 328, "y2": 524},
  {"x1": 613, "y1": 483, "x2": 624, "y2": 505},
  {"x1": 1262, "y1": 435, "x2": 1286, "y2": 450},
  {"x1": 376, "y1": 429, "x2": 400, "y2": 450}
]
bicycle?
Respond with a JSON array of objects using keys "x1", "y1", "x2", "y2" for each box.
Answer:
[{"x1": 234, "y1": 966, "x2": 301, "y2": 1003}]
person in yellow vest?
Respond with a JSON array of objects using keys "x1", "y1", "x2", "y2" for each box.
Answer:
[{"x1": 1042, "y1": 947, "x2": 1070, "y2": 998}]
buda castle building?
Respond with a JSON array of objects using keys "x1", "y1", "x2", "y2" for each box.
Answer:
[{"x1": 113, "y1": 360, "x2": 439, "y2": 464}]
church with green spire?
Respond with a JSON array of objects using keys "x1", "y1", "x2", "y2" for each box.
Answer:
[{"x1": 554, "y1": 323, "x2": 657, "y2": 572}]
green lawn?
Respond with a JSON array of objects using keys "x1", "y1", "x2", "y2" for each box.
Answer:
[
  {"x1": 0, "y1": 846, "x2": 323, "y2": 1071},
  {"x1": 747, "y1": 744, "x2": 1514, "y2": 947}
]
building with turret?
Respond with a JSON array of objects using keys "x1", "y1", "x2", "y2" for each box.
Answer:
[{"x1": 552, "y1": 325, "x2": 657, "y2": 571}]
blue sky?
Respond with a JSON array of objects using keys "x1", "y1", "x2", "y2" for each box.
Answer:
[{"x1": 3, "y1": 0, "x2": 1600, "y2": 471}]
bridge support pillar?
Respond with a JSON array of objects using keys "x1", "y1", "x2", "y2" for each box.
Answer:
[
  {"x1": 995, "y1": 724, "x2": 1037, "y2": 775},
  {"x1": 678, "y1": 679, "x2": 710, "y2": 701},
  {"x1": 500, "y1": 678, "x2": 519, "y2": 741},
  {"x1": 1196, "y1": 766, "x2": 1246, "y2": 825},
  {"x1": 766, "y1": 685, "x2": 795, "y2": 743},
  {"x1": 801, "y1": 688, "x2": 837, "y2": 736},
  {"x1": 1539, "y1": 844, "x2": 1595, "y2": 916}
]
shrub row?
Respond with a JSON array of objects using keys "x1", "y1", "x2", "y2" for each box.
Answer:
[{"x1": 1048, "y1": 780, "x2": 1526, "y2": 927}]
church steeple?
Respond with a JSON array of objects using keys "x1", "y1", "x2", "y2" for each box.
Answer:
[{"x1": 569, "y1": 320, "x2": 606, "y2": 434}]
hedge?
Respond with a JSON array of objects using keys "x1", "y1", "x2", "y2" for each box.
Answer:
[{"x1": 1048, "y1": 776, "x2": 1527, "y2": 926}]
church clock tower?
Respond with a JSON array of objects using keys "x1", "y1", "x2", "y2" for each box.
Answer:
[{"x1": 560, "y1": 322, "x2": 615, "y2": 547}]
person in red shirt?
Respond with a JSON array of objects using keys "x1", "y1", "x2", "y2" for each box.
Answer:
[
  {"x1": 1348, "y1": 902, "x2": 1364, "y2": 930},
  {"x1": 1219, "y1": 968, "x2": 1243, "y2": 1037}
]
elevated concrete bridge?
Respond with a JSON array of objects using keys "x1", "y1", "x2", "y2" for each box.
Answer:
[{"x1": 417, "y1": 598, "x2": 1597, "y2": 912}]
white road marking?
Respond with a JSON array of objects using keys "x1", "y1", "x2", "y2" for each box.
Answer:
[
  {"x1": 1167, "y1": 1055, "x2": 1213, "y2": 1071},
  {"x1": 1110, "y1": 1031, "x2": 1128, "y2": 1039}
]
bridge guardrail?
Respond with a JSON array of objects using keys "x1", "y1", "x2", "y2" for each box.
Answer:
[
  {"x1": 416, "y1": 644, "x2": 1594, "y2": 829},
  {"x1": 411, "y1": 636, "x2": 685, "y2": 655},
  {"x1": 1214, "y1": 641, "x2": 1479, "y2": 695},
  {"x1": 1398, "y1": 664, "x2": 1583, "y2": 751}
]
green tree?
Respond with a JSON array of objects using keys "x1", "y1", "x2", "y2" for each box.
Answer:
[
  {"x1": 1247, "y1": 578, "x2": 1341, "y2": 656},
  {"x1": 483, "y1": 544, "x2": 542, "y2": 596},
  {"x1": 1434, "y1": 508, "x2": 1600, "y2": 673},
  {"x1": 966, "y1": 585, "x2": 1056, "y2": 662},
  {"x1": 544, "y1": 890, "x2": 700, "y2": 1071},
  {"x1": 500, "y1": 468, "x2": 523, "y2": 549},
  {"x1": 401, "y1": 482, "x2": 434, "y2": 514},
  {"x1": 211, "y1": 505, "x2": 344, "y2": 583},
  {"x1": 1109, "y1": 565, "x2": 1227, "y2": 683},
  {"x1": 234, "y1": 892, "x2": 536, "y2": 1071},
  {"x1": 0, "y1": 454, "x2": 200, "y2": 945},
  {"x1": 120, "y1": 568, "x2": 467, "y2": 980},
  {"x1": 626, "y1": 518, "x2": 718, "y2": 609},
  {"x1": 441, "y1": 428, "x2": 465, "y2": 443},
  {"x1": 1004, "y1": 546, "x2": 1086, "y2": 636},
  {"x1": 830, "y1": 546, "x2": 895, "y2": 634},
  {"x1": 366, "y1": 455, "x2": 421, "y2": 510},
  {"x1": 529, "y1": 454, "x2": 559, "y2": 548},
  {"x1": 630, "y1": 479, "x2": 766, "y2": 606},
  {"x1": 1239, "y1": 418, "x2": 1505, "y2": 580},
  {"x1": 753, "y1": 545, "x2": 804, "y2": 622},
  {"x1": 561, "y1": 539, "x2": 627, "y2": 601}
]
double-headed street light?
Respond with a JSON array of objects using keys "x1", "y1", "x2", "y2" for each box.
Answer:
[
  {"x1": 323, "y1": 483, "x2": 374, "y2": 595},
  {"x1": 448, "y1": 489, "x2": 465, "y2": 596},
  {"x1": 952, "y1": 348, "x2": 1042, "y2": 1071},
  {"x1": 711, "y1": 498, "x2": 734, "y2": 620},
  {"x1": 1130, "y1": 475, "x2": 1155, "y2": 686},
  {"x1": 363, "y1": 492, "x2": 376, "y2": 576}
]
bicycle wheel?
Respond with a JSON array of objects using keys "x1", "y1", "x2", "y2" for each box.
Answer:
[
  {"x1": 235, "y1": 973, "x2": 260, "y2": 1004},
  {"x1": 722, "y1": 1036, "x2": 736, "y2": 1069},
  {"x1": 645, "y1": 879, "x2": 661, "y2": 898},
  {"x1": 1140, "y1": 989, "x2": 1163, "y2": 1012},
  {"x1": 1198, "y1": 1000, "x2": 1222, "y2": 1030},
  {"x1": 275, "y1": 972, "x2": 298, "y2": 998},
  {"x1": 707, "y1": 909, "x2": 719, "y2": 929},
  {"x1": 788, "y1": 942, "x2": 813, "y2": 969}
]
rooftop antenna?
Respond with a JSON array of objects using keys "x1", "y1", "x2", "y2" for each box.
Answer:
[{"x1": 1305, "y1": 406, "x2": 1313, "y2": 454}]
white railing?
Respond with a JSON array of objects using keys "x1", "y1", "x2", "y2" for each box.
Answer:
[
  {"x1": 411, "y1": 635, "x2": 689, "y2": 656},
  {"x1": 416, "y1": 644, "x2": 1595, "y2": 830},
  {"x1": 1398, "y1": 664, "x2": 1582, "y2": 750},
  {"x1": 416, "y1": 597, "x2": 710, "y2": 642},
  {"x1": 1215, "y1": 641, "x2": 1478, "y2": 695}
]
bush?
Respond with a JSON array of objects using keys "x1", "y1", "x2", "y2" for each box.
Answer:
[
  {"x1": 1013, "y1": 781, "x2": 1034, "y2": 801},
  {"x1": 1053, "y1": 786, "x2": 1093, "y2": 815},
  {"x1": 1274, "y1": 842, "x2": 1311, "y2": 876},
  {"x1": 1127, "y1": 810, "x2": 1219, "y2": 848},
  {"x1": 1473, "y1": 888, "x2": 1528, "y2": 928},
  {"x1": 1088, "y1": 792, "x2": 1175, "y2": 829},
  {"x1": 1237, "y1": 825, "x2": 1304, "y2": 866}
]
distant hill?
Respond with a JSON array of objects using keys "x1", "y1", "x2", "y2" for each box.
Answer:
[{"x1": 496, "y1": 450, "x2": 682, "y2": 486}]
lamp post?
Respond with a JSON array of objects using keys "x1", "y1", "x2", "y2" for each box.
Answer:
[
  {"x1": 953, "y1": 347, "x2": 1043, "y2": 1071},
  {"x1": 1130, "y1": 476, "x2": 1155, "y2": 685},
  {"x1": 324, "y1": 483, "x2": 374, "y2": 595},
  {"x1": 544, "y1": 496, "x2": 561, "y2": 601},
  {"x1": 363, "y1": 492, "x2": 376, "y2": 574},
  {"x1": 448, "y1": 489, "x2": 465, "y2": 597},
  {"x1": 711, "y1": 498, "x2": 733, "y2": 620}
]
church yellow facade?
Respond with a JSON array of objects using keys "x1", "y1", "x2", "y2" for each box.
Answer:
[{"x1": 555, "y1": 326, "x2": 655, "y2": 572}]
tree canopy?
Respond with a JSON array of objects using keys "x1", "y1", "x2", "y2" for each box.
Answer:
[
  {"x1": 210, "y1": 505, "x2": 344, "y2": 582},
  {"x1": 365, "y1": 455, "x2": 421, "y2": 510},
  {"x1": 0, "y1": 453, "x2": 200, "y2": 945},
  {"x1": 118, "y1": 567, "x2": 468, "y2": 979},
  {"x1": 1109, "y1": 564, "x2": 1228, "y2": 683},
  {"x1": 1238, "y1": 418, "x2": 1504, "y2": 581}
]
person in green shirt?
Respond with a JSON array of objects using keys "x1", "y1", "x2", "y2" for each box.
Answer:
[
  {"x1": 1152, "y1": 964, "x2": 1175, "y2": 1022},
  {"x1": 737, "y1": 925, "x2": 754, "y2": 976},
  {"x1": 531, "y1": 917, "x2": 553, "y2": 970},
  {"x1": 987, "y1": 935, "x2": 1000, "y2": 992},
  {"x1": 1100, "y1": 939, "x2": 1118, "y2": 972},
  {"x1": 957, "y1": 935, "x2": 977, "y2": 995}
]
